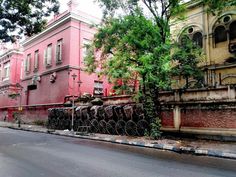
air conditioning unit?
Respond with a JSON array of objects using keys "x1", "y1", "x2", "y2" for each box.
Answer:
[
  {"x1": 229, "y1": 42, "x2": 236, "y2": 53},
  {"x1": 27, "y1": 76, "x2": 40, "y2": 90}
]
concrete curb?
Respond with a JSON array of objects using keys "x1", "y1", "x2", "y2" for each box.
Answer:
[{"x1": 1, "y1": 125, "x2": 236, "y2": 160}]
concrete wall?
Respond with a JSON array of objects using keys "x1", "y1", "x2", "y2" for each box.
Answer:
[
  {"x1": 160, "y1": 87, "x2": 236, "y2": 137},
  {"x1": 160, "y1": 86, "x2": 236, "y2": 102},
  {"x1": 0, "y1": 104, "x2": 63, "y2": 123}
]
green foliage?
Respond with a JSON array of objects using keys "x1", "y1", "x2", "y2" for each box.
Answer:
[
  {"x1": 0, "y1": 0, "x2": 59, "y2": 42},
  {"x1": 85, "y1": 0, "x2": 231, "y2": 137},
  {"x1": 144, "y1": 118, "x2": 162, "y2": 140},
  {"x1": 149, "y1": 118, "x2": 162, "y2": 139},
  {"x1": 13, "y1": 111, "x2": 19, "y2": 121},
  {"x1": 203, "y1": 0, "x2": 236, "y2": 15},
  {"x1": 8, "y1": 92, "x2": 20, "y2": 100},
  {"x1": 84, "y1": 12, "x2": 171, "y2": 136},
  {"x1": 85, "y1": 14, "x2": 171, "y2": 92},
  {"x1": 171, "y1": 36, "x2": 205, "y2": 89}
]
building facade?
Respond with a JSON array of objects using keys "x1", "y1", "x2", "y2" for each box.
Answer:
[
  {"x1": 0, "y1": 47, "x2": 23, "y2": 108},
  {"x1": 0, "y1": 1, "x2": 112, "y2": 122},
  {"x1": 171, "y1": 1, "x2": 236, "y2": 88},
  {"x1": 159, "y1": 1, "x2": 236, "y2": 138}
]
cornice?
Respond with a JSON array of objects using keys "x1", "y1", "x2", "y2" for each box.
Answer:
[
  {"x1": 22, "y1": 11, "x2": 99, "y2": 47},
  {"x1": 185, "y1": 0, "x2": 202, "y2": 9},
  {"x1": 0, "y1": 49, "x2": 24, "y2": 62},
  {"x1": 0, "y1": 49, "x2": 23, "y2": 61},
  {"x1": 21, "y1": 65, "x2": 80, "y2": 81}
]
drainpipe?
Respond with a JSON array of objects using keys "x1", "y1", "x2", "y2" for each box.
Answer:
[
  {"x1": 26, "y1": 89, "x2": 29, "y2": 106},
  {"x1": 78, "y1": 21, "x2": 82, "y2": 96}
]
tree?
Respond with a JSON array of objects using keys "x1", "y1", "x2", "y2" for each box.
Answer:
[
  {"x1": 85, "y1": 1, "x2": 180, "y2": 138},
  {"x1": 0, "y1": 0, "x2": 59, "y2": 42},
  {"x1": 85, "y1": 0, "x2": 235, "y2": 138},
  {"x1": 171, "y1": 35, "x2": 204, "y2": 89},
  {"x1": 203, "y1": 0, "x2": 236, "y2": 15}
]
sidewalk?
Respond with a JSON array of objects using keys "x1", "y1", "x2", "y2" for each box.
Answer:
[{"x1": 1, "y1": 121, "x2": 236, "y2": 160}]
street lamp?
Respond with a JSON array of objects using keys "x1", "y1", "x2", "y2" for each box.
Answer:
[
  {"x1": 78, "y1": 80, "x2": 82, "y2": 97},
  {"x1": 71, "y1": 73, "x2": 77, "y2": 132}
]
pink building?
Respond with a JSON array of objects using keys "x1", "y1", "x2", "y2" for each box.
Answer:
[
  {"x1": 0, "y1": 1, "x2": 113, "y2": 122},
  {"x1": 0, "y1": 48, "x2": 23, "y2": 107}
]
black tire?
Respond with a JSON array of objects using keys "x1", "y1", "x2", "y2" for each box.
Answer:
[
  {"x1": 53, "y1": 119, "x2": 59, "y2": 130},
  {"x1": 125, "y1": 120, "x2": 137, "y2": 136},
  {"x1": 98, "y1": 120, "x2": 107, "y2": 134},
  {"x1": 48, "y1": 118, "x2": 56, "y2": 129},
  {"x1": 84, "y1": 119, "x2": 91, "y2": 132},
  {"x1": 90, "y1": 119, "x2": 99, "y2": 133},
  {"x1": 74, "y1": 119, "x2": 83, "y2": 131},
  {"x1": 77, "y1": 120, "x2": 86, "y2": 132},
  {"x1": 58, "y1": 119, "x2": 65, "y2": 130},
  {"x1": 106, "y1": 120, "x2": 116, "y2": 135},
  {"x1": 64, "y1": 119, "x2": 71, "y2": 130},
  {"x1": 115, "y1": 120, "x2": 126, "y2": 135},
  {"x1": 137, "y1": 120, "x2": 149, "y2": 136}
]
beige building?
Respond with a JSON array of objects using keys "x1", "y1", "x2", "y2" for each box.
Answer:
[{"x1": 171, "y1": 0, "x2": 236, "y2": 88}]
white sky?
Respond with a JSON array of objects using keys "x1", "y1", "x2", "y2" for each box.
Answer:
[{"x1": 59, "y1": 0, "x2": 103, "y2": 19}]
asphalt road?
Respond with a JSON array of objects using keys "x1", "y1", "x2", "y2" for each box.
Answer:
[{"x1": 0, "y1": 127, "x2": 236, "y2": 177}]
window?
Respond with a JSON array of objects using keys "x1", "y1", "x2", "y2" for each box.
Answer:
[
  {"x1": 214, "y1": 26, "x2": 227, "y2": 44},
  {"x1": 44, "y1": 44, "x2": 52, "y2": 67},
  {"x1": 24, "y1": 54, "x2": 31, "y2": 73},
  {"x1": 34, "y1": 50, "x2": 39, "y2": 71},
  {"x1": 230, "y1": 21, "x2": 236, "y2": 40},
  {"x1": 3, "y1": 62, "x2": 10, "y2": 81},
  {"x1": 179, "y1": 26, "x2": 203, "y2": 48},
  {"x1": 94, "y1": 81, "x2": 103, "y2": 95},
  {"x1": 56, "y1": 39, "x2": 63, "y2": 63},
  {"x1": 0, "y1": 65, "x2": 2, "y2": 81},
  {"x1": 82, "y1": 39, "x2": 91, "y2": 60},
  {"x1": 192, "y1": 32, "x2": 203, "y2": 48}
]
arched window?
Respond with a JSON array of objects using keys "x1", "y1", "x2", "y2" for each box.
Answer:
[
  {"x1": 193, "y1": 32, "x2": 203, "y2": 48},
  {"x1": 214, "y1": 25, "x2": 227, "y2": 44},
  {"x1": 230, "y1": 21, "x2": 236, "y2": 40}
]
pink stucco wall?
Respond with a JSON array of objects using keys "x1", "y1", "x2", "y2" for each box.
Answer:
[
  {"x1": 0, "y1": 50, "x2": 23, "y2": 107},
  {"x1": 20, "y1": 10, "x2": 113, "y2": 106},
  {"x1": 0, "y1": 8, "x2": 113, "y2": 121}
]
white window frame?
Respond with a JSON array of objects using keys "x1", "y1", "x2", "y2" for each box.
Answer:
[
  {"x1": 34, "y1": 50, "x2": 39, "y2": 71},
  {"x1": 3, "y1": 62, "x2": 10, "y2": 81},
  {"x1": 0, "y1": 66, "x2": 2, "y2": 82},
  {"x1": 44, "y1": 44, "x2": 52, "y2": 67},
  {"x1": 24, "y1": 54, "x2": 31, "y2": 73},
  {"x1": 56, "y1": 39, "x2": 63, "y2": 63}
]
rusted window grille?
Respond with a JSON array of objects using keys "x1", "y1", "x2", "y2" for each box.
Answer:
[
  {"x1": 230, "y1": 21, "x2": 236, "y2": 40},
  {"x1": 214, "y1": 25, "x2": 227, "y2": 44}
]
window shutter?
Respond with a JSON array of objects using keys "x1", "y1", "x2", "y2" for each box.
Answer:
[
  {"x1": 55, "y1": 44, "x2": 58, "y2": 62},
  {"x1": 24, "y1": 58, "x2": 27, "y2": 72},
  {"x1": 44, "y1": 49, "x2": 47, "y2": 66},
  {"x1": 27, "y1": 56, "x2": 30, "y2": 72},
  {"x1": 56, "y1": 40, "x2": 63, "y2": 63},
  {"x1": 34, "y1": 51, "x2": 38, "y2": 69},
  {"x1": 59, "y1": 41, "x2": 62, "y2": 61},
  {"x1": 48, "y1": 45, "x2": 52, "y2": 65}
]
